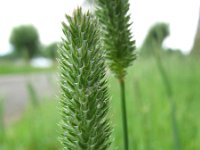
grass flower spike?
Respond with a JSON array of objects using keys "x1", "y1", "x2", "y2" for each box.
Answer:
[
  {"x1": 96, "y1": 0, "x2": 136, "y2": 149},
  {"x1": 96, "y1": 0, "x2": 136, "y2": 79},
  {"x1": 58, "y1": 7, "x2": 112, "y2": 150}
]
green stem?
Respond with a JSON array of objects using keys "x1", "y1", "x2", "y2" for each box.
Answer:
[
  {"x1": 155, "y1": 56, "x2": 181, "y2": 150},
  {"x1": 119, "y1": 78, "x2": 129, "y2": 150},
  {"x1": 0, "y1": 98, "x2": 5, "y2": 141}
]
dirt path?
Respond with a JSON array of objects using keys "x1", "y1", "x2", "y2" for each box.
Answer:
[{"x1": 0, "y1": 73, "x2": 57, "y2": 125}]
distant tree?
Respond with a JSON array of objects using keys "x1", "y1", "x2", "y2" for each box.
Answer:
[
  {"x1": 165, "y1": 48, "x2": 184, "y2": 58},
  {"x1": 141, "y1": 23, "x2": 169, "y2": 56},
  {"x1": 44, "y1": 42, "x2": 58, "y2": 60},
  {"x1": 84, "y1": 0, "x2": 96, "y2": 6},
  {"x1": 10, "y1": 25, "x2": 40, "y2": 60},
  {"x1": 83, "y1": 0, "x2": 97, "y2": 12},
  {"x1": 190, "y1": 10, "x2": 200, "y2": 56}
]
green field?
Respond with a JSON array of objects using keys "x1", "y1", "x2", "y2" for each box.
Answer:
[
  {"x1": 0, "y1": 61, "x2": 54, "y2": 75},
  {"x1": 1, "y1": 56, "x2": 200, "y2": 150}
]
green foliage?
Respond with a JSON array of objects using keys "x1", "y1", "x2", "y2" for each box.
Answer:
[
  {"x1": 96, "y1": 0, "x2": 136, "y2": 79},
  {"x1": 10, "y1": 25, "x2": 40, "y2": 60},
  {"x1": 154, "y1": 47, "x2": 181, "y2": 150},
  {"x1": 141, "y1": 23, "x2": 169, "y2": 56},
  {"x1": 43, "y1": 42, "x2": 58, "y2": 60},
  {"x1": 1, "y1": 100, "x2": 60, "y2": 150},
  {"x1": 58, "y1": 8, "x2": 112, "y2": 149},
  {"x1": 144, "y1": 25, "x2": 181, "y2": 149}
]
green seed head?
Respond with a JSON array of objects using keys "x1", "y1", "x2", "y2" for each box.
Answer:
[
  {"x1": 58, "y1": 7, "x2": 112, "y2": 150},
  {"x1": 96, "y1": 0, "x2": 136, "y2": 79}
]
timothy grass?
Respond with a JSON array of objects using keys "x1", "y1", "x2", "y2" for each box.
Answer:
[{"x1": 1, "y1": 56, "x2": 200, "y2": 150}]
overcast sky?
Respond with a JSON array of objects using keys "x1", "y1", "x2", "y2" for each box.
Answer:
[{"x1": 0, "y1": 0, "x2": 199, "y2": 55}]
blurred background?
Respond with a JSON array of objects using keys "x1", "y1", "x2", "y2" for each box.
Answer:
[{"x1": 0, "y1": 0, "x2": 200, "y2": 149}]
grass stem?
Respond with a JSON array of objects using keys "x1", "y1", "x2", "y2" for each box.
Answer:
[{"x1": 119, "y1": 78, "x2": 129, "y2": 150}]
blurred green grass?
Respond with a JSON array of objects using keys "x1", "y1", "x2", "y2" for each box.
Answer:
[
  {"x1": 0, "y1": 61, "x2": 54, "y2": 75},
  {"x1": 1, "y1": 56, "x2": 200, "y2": 150},
  {"x1": 1, "y1": 100, "x2": 61, "y2": 150},
  {"x1": 115, "y1": 56, "x2": 200, "y2": 150}
]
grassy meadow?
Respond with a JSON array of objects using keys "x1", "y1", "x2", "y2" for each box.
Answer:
[
  {"x1": 0, "y1": 55, "x2": 200, "y2": 150},
  {"x1": 0, "y1": 61, "x2": 54, "y2": 75}
]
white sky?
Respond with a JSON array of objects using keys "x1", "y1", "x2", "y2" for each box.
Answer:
[{"x1": 0, "y1": 0, "x2": 199, "y2": 55}]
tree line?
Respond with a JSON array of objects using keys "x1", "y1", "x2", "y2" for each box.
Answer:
[{"x1": 4, "y1": 22, "x2": 199, "y2": 62}]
